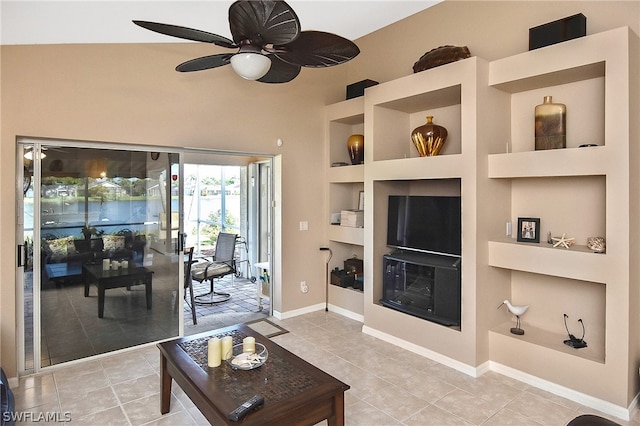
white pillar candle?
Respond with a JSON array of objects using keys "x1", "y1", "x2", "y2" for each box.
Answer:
[
  {"x1": 121, "y1": 260, "x2": 129, "y2": 269},
  {"x1": 242, "y1": 336, "x2": 255, "y2": 354},
  {"x1": 111, "y1": 261, "x2": 119, "y2": 270},
  {"x1": 221, "y1": 336, "x2": 233, "y2": 360},
  {"x1": 208, "y1": 338, "x2": 221, "y2": 367},
  {"x1": 102, "y1": 259, "x2": 110, "y2": 270}
]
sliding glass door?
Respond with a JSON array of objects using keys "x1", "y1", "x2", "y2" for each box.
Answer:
[{"x1": 18, "y1": 139, "x2": 183, "y2": 371}]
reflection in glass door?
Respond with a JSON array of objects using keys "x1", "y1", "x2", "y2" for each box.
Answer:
[{"x1": 18, "y1": 140, "x2": 182, "y2": 370}]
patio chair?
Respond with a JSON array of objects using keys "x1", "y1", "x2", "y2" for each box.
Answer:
[
  {"x1": 191, "y1": 232, "x2": 237, "y2": 305},
  {"x1": 184, "y1": 247, "x2": 197, "y2": 324}
]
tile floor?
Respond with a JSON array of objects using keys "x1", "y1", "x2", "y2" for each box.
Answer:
[
  {"x1": 12, "y1": 311, "x2": 639, "y2": 425},
  {"x1": 186, "y1": 276, "x2": 269, "y2": 321},
  {"x1": 35, "y1": 261, "x2": 266, "y2": 367}
]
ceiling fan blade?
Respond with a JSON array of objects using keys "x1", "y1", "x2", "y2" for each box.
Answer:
[
  {"x1": 229, "y1": 0, "x2": 300, "y2": 47},
  {"x1": 257, "y1": 55, "x2": 301, "y2": 84},
  {"x1": 176, "y1": 54, "x2": 233, "y2": 72},
  {"x1": 275, "y1": 31, "x2": 360, "y2": 68},
  {"x1": 133, "y1": 20, "x2": 237, "y2": 48}
]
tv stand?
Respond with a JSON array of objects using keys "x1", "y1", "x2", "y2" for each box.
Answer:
[{"x1": 380, "y1": 251, "x2": 461, "y2": 327}]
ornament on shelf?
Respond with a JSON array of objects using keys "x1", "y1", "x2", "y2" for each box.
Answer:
[
  {"x1": 347, "y1": 134, "x2": 364, "y2": 165},
  {"x1": 412, "y1": 45, "x2": 471, "y2": 73},
  {"x1": 411, "y1": 116, "x2": 448, "y2": 157},
  {"x1": 587, "y1": 236, "x2": 606, "y2": 253},
  {"x1": 498, "y1": 300, "x2": 529, "y2": 335},
  {"x1": 535, "y1": 95, "x2": 566, "y2": 150},
  {"x1": 551, "y1": 233, "x2": 575, "y2": 249}
]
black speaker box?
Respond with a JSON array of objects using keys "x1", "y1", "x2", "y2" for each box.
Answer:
[
  {"x1": 346, "y1": 79, "x2": 378, "y2": 100},
  {"x1": 529, "y1": 13, "x2": 586, "y2": 51}
]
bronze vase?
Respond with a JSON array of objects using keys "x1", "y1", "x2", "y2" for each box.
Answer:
[
  {"x1": 347, "y1": 134, "x2": 364, "y2": 165},
  {"x1": 411, "y1": 116, "x2": 448, "y2": 157}
]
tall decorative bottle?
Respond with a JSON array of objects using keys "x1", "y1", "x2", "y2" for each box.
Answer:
[{"x1": 535, "y1": 96, "x2": 566, "y2": 150}]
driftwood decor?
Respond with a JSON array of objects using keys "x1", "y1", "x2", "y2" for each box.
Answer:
[{"x1": 413, "y1": 45, "x2": 471, "y2": 73}]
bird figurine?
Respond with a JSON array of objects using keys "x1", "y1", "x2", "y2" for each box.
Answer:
[{"x1": 497, "y1": 300, "x2": 529, "y2": 335}]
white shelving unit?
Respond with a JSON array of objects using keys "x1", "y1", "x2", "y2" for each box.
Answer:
[
  {"x1": 324, "y1": 97, "x2": 366, "y2": 316},
  {"x1": 487, "y1": 27, "x2": 635, "y2": 407},
  {"x1": 323, "y1": 26, "x2": 637, "y2": 415},
  {"x1": 361, "y1": 56, "x2": 511, "y2": 367}
]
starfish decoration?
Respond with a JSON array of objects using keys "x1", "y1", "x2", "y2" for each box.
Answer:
[{"x1": 552, "y1": 233, "x2": 575, "y2": 249}]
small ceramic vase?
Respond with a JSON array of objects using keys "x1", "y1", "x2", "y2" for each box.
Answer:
[
  {"x1": 347, "y1": 134, "x2": 364, "y2": 165},
  {"x1": 411, "y1": 116, "x2": 448, "y2": 157}
]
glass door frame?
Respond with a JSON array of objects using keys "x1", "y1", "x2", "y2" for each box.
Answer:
[{"x1": 17, "y1": 137, "x2": 185, "y2": 374}]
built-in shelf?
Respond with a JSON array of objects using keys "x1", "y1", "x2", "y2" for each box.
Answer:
[
  {"x1": 488, "y1": 239, "x2": 608, "y2": 283},
  {"x1": 488, "y1": 146, "x2": 608, "y2": 178},
  {"x1": 366, "y1": 59, "x2": 478, "y2": 163},
  {"x1": 324, "y1": 25, "x2": 635, "y2": 413},
  {"x1": 325, "y1": 97, "x2": 366, "y2": 317},
  {"x1": 367, "y1": 154, "x2": 464, "y2": 181},
  {"x1": 326, "y1": 98, "x2": 365, "y2": 167},
  {"x1": 328, "y1": 225, "x2": 364, "y2": 246},
  {"x1": 490, "y1": 322, "x2": 605, "y2": 364},
  {"x1": 328, "y1": 164, "x2": 364, "y2": 183},
  {"x1": 484, "y1": 27, "x2": 635, "y2": 409}
]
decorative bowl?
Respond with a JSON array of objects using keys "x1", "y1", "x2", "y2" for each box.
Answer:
[
  {"x1": 226, "y1": 343, "x2": 268, "y2": 370},
  {"x1": 587, "y1": 236, "x2": 606, "y2": 253}
]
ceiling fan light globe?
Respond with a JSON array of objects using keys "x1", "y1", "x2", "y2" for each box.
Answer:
[{"x1": 230, "y1": 53, "x2": 271, "y2": 80}]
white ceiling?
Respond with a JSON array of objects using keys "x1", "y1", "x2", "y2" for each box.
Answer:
[{"x1": 0, "y1": 1, "x2": 439, "y2": 45}]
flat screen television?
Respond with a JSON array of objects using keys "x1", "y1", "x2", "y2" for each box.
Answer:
[{"x1": 387, "y1": 195, "x2": 461, "y2": 257}]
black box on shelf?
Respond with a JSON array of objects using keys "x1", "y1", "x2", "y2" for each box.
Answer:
[
  {"x1": 330, "y1": 269, "x2": 354, "y2": 288},
  {"x1": 529, "y1": 13, "x2": 586, "y2": 50},
  {"x1": 346, "y1": 79, "x2": 379, "y2": 99},
  {"x1": 344, "y1": 258, "x2": 363, "y2": 276}
]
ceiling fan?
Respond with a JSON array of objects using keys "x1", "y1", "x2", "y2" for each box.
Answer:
[{"x1": 133, "y1": 0, "x2": 360, "y2": 84}]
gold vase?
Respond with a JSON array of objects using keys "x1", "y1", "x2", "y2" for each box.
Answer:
[
  {"x1": 347, "y1": 134, "x2": 364, "y2": 165},
  {"x1": 535, "y1": 96, "x2": 566, "y2": 150},
  {"x1": 411, "y1": 116, "x2": 448, "y2": 157}
]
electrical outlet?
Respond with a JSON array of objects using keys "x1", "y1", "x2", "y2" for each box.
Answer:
[
  {"x1": 300, "y1": 281, "x2": 309, "y2": 293},
  {"x1": 299, "y1": 221, "x2": 308, "y2": 231}
]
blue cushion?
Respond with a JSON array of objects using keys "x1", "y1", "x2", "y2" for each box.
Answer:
[{"x1": 0, "y1": 368, "x2": 15, "y2": 426}]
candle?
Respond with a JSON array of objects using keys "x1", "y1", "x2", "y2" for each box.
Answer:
[
  {"x1": 221, "y1": 336, "x2": 233, "y2": 360},
  {"x1": 111, "y1": 261, "x2": 119, "y2": 270},
  {"x1": 242, "y1": 336, "x2": 255, "y2": 354},
  {"x1": 102, "y1": 259, "x2": 110, "y2": 270},
  {"x1": 121, "y1": 260, "x2": 129, "y2": 269},
  {"x1": 208, "y1": 338, "x2": 221, "y2": 367}
]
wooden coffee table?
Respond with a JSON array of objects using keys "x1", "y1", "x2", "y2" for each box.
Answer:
[
  {"x1": 157, "y1": 324, "x2": 350, "y2": 425},
  {"x1": 83, "y1": 263, "x2": 153, "y2": 318}
]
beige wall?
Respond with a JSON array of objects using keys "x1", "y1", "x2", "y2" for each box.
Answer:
[
  {"x1": 0, "y1": 42, "x2": 349, "y2": 373},
  {"x1": 1, "y1": 0, "x2": 638, "y2": 382}
]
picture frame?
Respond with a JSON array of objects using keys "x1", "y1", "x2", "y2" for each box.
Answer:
[
  {"x1": 358, "y1": 191, "x2": 364, "y2": 211},
  {"x1": 517, "y1": 217, "x2": 541, "y2": 243}
]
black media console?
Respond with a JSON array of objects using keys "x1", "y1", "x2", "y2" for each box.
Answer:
[{"x1": 380, "y1": 252, "x2": 461, "y2": 327}]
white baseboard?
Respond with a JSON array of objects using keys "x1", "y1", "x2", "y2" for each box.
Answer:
[
  {"x1": 361, "y1": 325, "x2": 635, "y2": 422},
  {"x1": 273, "y1": 308, "x2": 639, "y2": 423},
  {"x1": 491, "y1": 361, "x2": 634, "y2": 422},
  {"x1": 272, "y1": 303, "x2": 326, "y2": 320},
  {"x1": 327, "y1": 304, "x2": 364, "y2": 322},
  {"x1": 361, "y1": 325, "x2": 482, "y2": 377},
  {"x1": 274, "y1": 304, "x2": 364, "y2": 323}
]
